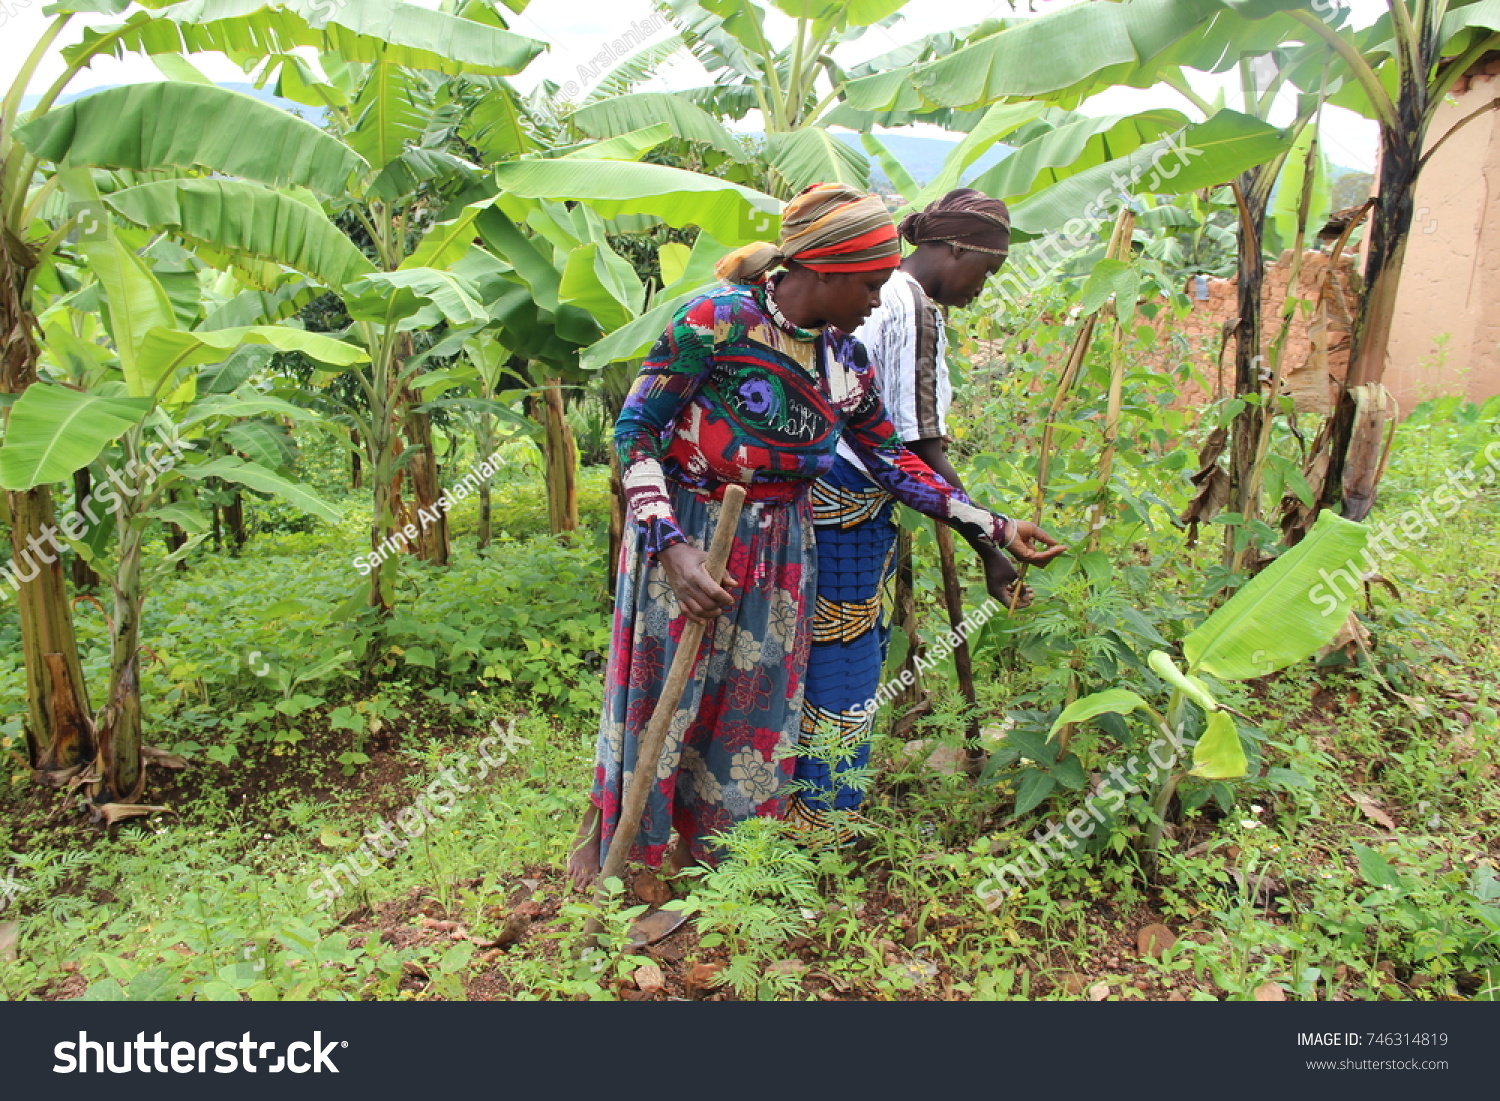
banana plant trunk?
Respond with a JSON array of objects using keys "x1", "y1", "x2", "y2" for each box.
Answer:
[
  {"x1": 1318, "y1": 122, "x2": 1420, "y2": 522},
  {"x1": 541, "y1": 377, "x2": 578, "y2": 536},
  {"x1": 1226, "y1": 174, "x2": 1271, "y2": 567},
  {"x1": 70, "y1": 469, "x2": 99, "y2": 591},
  {"x1": 400, "y1": 397, "x2": 449, "y2": 566},
  {"x1": 2, "y1": 234, "x2": 95, "y2": 776},
  {"x1": 95, "y1": 434, "x2": 149, "y2": 804},
  {"x1": 222, "y1": 490, "x2": 247, "y2": 553},
  {"x1": 350, "y1": 428, "x2": 363, "y2": 491},
  {"x1": 476, "y1": 411, "x2": 496, "y2": 552}
]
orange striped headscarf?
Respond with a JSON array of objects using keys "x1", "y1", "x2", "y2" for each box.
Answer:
[{"x1": 715, "y1": 182, "x2": 900, "y2": 284}]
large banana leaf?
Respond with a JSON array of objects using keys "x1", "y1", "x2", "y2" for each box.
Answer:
[
  {"x1": 401, "y1": 201, "x2": 487, "y2": 271},
  {"x1": 569, "y1": 93, "x2": 744, "y2": 159},
  {"x1": 763, "y1": 127, "x2": 871, "y2": 193},
  {"x1": 458, "y1": 78, "x2": 538, "y2": 165},
  {"x1": 178, "y1": 454, "x2": 339, "y2": 523},
  {"x1": 1269, "y1": 119, "x2": 1330, "y2": 253},
  {"x1": 179, "y1": 388, "x2": 322, "y2": 428},
  {"x1": 557, "y1": 125, "x2": 675, "y2": 162},
  {"x1": 579, "y1": 287, "x2": 701, "y2": 371},
  {"x1": 80, "y1": 234, "x2": 175, "y2": 397},
  {"x1": 491, "y1": 159, "x2": 780, "y2": 246},
  {"x1": 104, "y1": 179, "x2": 376, "y2": 290},
  {"x1": 0, "y1": 385, "x2": 152, "y2": 491},
  {"x1": 343, "y1": 268, "x2": 489, "y2": 330},
  {"x1": 968, "y1": 109, "x2": 1188, "y2": 206},
  {"x1": 579, "y1": 230, "x2": 731, "y2": 369},
  {"x1": 475, "y1": 206, "x2": 562, "y2": 312},
  {"x1": 581, "y1": 35, "x2": 690, "y2": 103},
  {"x1": 199, "y1": 277, "x2": 316, "y2": 330},
  {"x1": 14, "y1": 82, "x2": 365, "y2": 197},
  {"x1": 767, "y1": 0, "x2": 905, "y2": 26},
  {"x1": 1182, "y1": 509, "x2": 1371, "y2": 680},
  {"x1": 136, "y1": 326, "x2": 368, "y2": 397},
  {"x1": 346, "y1": 61, "x2": 432, "y2": 175},
  {"x1": 367, "y1": 147, "x2": 483, "y2": 205},
  {"x1": 1008, "y1": 110, "x2": 1289, "y2": 238},
  {"x1": 659, "y1": 0, "x2": 764, "y2": 81},
  {"x1": 68, "y1": 0, "x2": 545, "y2": 77},
  {"x1": 559, "y1": 245, "x2": 636, "y2": 331},
  {"x1": 842, "y1": 0, "x2": 1313, "y2": 111}
]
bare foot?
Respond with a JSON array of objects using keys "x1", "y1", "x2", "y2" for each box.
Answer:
[{"x1": 567, "y1": 803, "x2": 602, "y2": 892}]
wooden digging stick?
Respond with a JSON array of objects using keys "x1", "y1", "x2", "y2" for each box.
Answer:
[
  {"x1": 582, "y1": 484, "x2": 747, "y2": 946},
  {"x1": 933, "y1": 521, "x2": 984, "y2": 775}
]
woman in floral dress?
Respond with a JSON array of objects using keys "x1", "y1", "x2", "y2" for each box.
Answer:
[{"x1": 567, "y1": 184, "x2": 1061, "y2": 890}]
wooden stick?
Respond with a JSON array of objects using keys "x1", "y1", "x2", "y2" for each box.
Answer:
[
  {"x1": 582, "y1": 484, "x2": 747, "y2": 945},
  {"x1": 933, "y1": 521, "x2": 983, "y2": 774}
]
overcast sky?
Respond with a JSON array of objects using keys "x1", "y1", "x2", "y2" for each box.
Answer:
[{"x1": 3, "y1": 0, "x2": 1385, "y2": 170}]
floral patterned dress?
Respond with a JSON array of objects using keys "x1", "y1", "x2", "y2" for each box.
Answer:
[{"x1": 593, "y1": 276, "x2": 1015, "y2": 868}]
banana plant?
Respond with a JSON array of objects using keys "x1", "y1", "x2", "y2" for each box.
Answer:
[
  {"x1": 1284, "y1": 0, "x2": 1500, "y2": 523},
  {"x1": 561, "y1": 0, "x2": 924, "y2": 197},
  {"x1": 0, "y1": 218, "x2": 363, "y2": 803},
  {"x1": 1027, "y1": 509, "x2": 1371, "y2": 864},
  {"x1": 1, "y1": 0, "x2": 542, "y2": 781}
]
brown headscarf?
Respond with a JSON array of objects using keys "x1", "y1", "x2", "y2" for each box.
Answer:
[
  {"x1": 898, "y1": 188, "x2": 1011, "y2": 255},
  {"x1": 715, "y1": 182, "x2": 901, "y2": 283}
]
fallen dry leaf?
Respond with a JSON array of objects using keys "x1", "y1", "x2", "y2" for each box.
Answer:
[
  {"x1": 766, "y1": 959, "x2": 807, "y2": 978},
  {"x1": 142, "y1": 745, "x2": 189, "y2": 769},
  {"x1": 490, "y1": 912, "x2": 530, "y2": 949},
  {"x1": 92, "y1": 803, "x2": 172, "y2": 827},
  {"x1": 419, "y1": 917, "x2": 460, "y2": 933},
  {"x1": 1088, "y1": 982, "x2": 1110, "y2": 1001},
  {"x1": 1253, "y1": 981, "x2": 1286, "y2": 1002},
  {"x1": 1349, "y1": 792, "x2": 1397, "y2": 830},
  {"x1": 685, "y1": 961, "x2": 726, "y2": 997},
  {"x1": 1137, "y1": 923, "x2": 1178, "y2": 960},
  {"x1": 0, "y1": 921, "x2": 18, "y2": 962}
]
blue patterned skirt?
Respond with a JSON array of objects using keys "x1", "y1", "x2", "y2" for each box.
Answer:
[{"x1": 787, "y1": 455, "x2": 898, "y2": 831}]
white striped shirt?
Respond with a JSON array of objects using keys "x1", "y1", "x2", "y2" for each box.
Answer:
[{"x1": 837, "y1": 269, "x2": 950, "y2": 471}]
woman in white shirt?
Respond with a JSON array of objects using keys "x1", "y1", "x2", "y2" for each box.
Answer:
[{"x1": 787, "y1": 189, "x2": 1064, "y2": 839}]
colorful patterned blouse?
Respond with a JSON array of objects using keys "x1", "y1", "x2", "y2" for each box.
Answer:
[{"x1": 615, "y1": 278, "x2": 1015, "y2": 558}]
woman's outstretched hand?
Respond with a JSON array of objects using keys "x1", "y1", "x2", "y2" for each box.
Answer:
[
  {"x1": 1006, "y1": 521, "x2": 1067, "y2": 565},
  {"x1": 659, "y1": 543, "x2": 737, "y2": 624},
  {"x1": 979, "y1": 550, "x2": 1034, "y2": 610}
]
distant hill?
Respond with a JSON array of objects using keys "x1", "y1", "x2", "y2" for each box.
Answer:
[{"x1": 832, "y1": 131, "x2": 1010, "y2": 188}]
